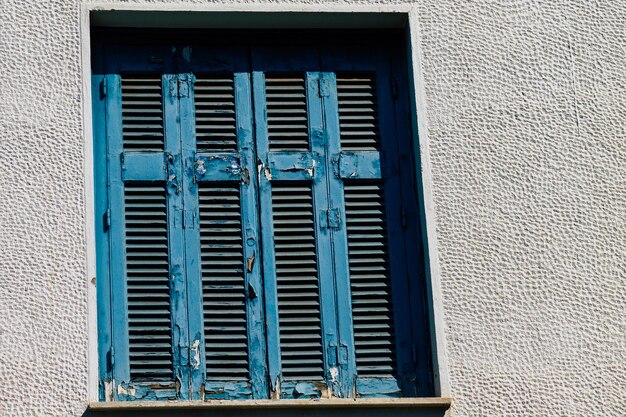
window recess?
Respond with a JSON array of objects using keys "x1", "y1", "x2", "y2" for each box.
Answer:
[{"x1": 93, "y1": 34, "x2": 433, "y2": 402}]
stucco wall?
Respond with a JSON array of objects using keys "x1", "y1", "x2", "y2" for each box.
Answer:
[{"x1": 0, "y1": 1, "x2": 624, "y2": 416}]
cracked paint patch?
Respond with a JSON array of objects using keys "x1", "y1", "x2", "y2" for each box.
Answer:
[
  {"x1": 190, "y1": 338, "x2": 200, "y2": 370},
  {"x1": 271, "y1": 377, "x2": 281, "y2": 399},
  {"x1": 330, "y1": 367, "x2": 339, "y2": 383},
  {"x1": 307, "y1": 159, "x2": 316, "y2": 178},
  {"x1": 117, "y1": 384, "x2": 136, "y2": 397},
  {"x1": 103, "y1": 379, "x2": 114, "y2": 401}
]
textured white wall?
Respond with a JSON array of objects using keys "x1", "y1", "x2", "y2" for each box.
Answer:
[{"x1": 0, "y1": 1, "x2": 624, "y2": 416}]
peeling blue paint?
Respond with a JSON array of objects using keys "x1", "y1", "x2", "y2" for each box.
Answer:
[
  {"x1": 267, "y1": 152, "x2": 316, "y2": 180},
  {"x1": 338, "y1": 151, "x2": 382, "y2": 180},
  {"x1": 195, "y1": 154, "x2": 242, "y2": 181},
  {"x1": 356, "y1": 378, "x2": 402, "y2": 398},
  {"x1": 116, "y1": 382, "x2": 177, "y2": 401},
  {"x1": 204, "y1": 381, "x2": 253, "y2": 400},
  {"x1": 235, "y1": 72, "x2": 269, "y2": 400},
  {"x1": 308, "y1": 72, "x2": 342, "y2": 398},
  {"x1": 292, "y1": 382, "x2": 323, "y2": 399}
]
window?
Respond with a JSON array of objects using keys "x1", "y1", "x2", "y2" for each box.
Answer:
[{"x1": 93, "y1": 29, "x2": 433, "y2": 401}]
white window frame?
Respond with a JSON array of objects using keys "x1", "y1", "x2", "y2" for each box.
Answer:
[{"x1": 79, "y1": 2, "x2": 450, "y2": 404}]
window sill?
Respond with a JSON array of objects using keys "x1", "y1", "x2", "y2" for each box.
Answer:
[{"x1": 88, "y1": 397, "x2": 452, "y2": 411}]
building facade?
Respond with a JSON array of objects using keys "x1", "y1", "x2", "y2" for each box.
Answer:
[{"x1": 0, "y1": 1, "x2": 624, "y2": 416}]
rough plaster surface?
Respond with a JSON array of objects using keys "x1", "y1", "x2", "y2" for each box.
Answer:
[{"x1": 0, "y1": 1, "x2": 624, "y2": 416}]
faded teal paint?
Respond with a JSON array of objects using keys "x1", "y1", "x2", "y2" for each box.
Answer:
[
  {"x1": 203, "y1": 381, "x2": 253, "y2": 399},
  {"x1": 116, "y1": 383, "x2": 177, "y2": 401},
  {"x1": 267, "y1": 152, "x2": 316, "y2": 180},
  {"x1": 283, "y1": 381, "x2": 324, "y2": 399},
  {"x1": 194, "y1": 154, "x2": 242, "y2": 182},
  {"x1": 356, "y1": 378, "x2": 404, "y2": 398}
]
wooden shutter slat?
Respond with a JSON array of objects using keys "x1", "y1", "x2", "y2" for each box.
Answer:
[
  {"x1": 265, "y1": 75, "x2": 309, "y2": 151},
  {"x1": 344, "y1": 182, "x2": 396, "y2": 378},
  {"x1": 123, "y1": 184, "x2": 174, "y2": 382},
  {"x1": 198, "y1": 183, "x2": 249, "y2": 383},
  {"x1": 121, "y1": 75, "x2": 165, "y2": 151},
  {"x1": 271, "y1": 183, "x2": 325, "y2": 382},
  {"x1": 336, "y1": 74, "x2": 381, "y2": 152},
  {"x1": 194, "y1": 75, "x2": 237, "y2": 152}
]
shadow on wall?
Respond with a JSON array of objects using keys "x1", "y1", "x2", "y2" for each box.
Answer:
[{"x1": 81, "y1": 406, "x2": 447, "y2": 417}]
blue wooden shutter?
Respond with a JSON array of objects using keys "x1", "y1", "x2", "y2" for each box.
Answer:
[
  {"x1": 330, "y1": 71, "x2": 408, "y2": 397},
  {"x1": 253, "y1": 63, "x2": 343, "y2": 398},
  {"x1": 321, "y1": 49, "x2": 430, "y2": 396},
  {"x1": 93, "y1": 40, "x2": 432, "y2": 401},
  {"x1": 251, "y1": 46, "x2": 423, "y2": 398},
  {"x1": 184, "y1": 69, "x2": 268, "y2": 400},
  {"x1": 99, "y1": 72, "x2": 191, "y2": 400},
  {"x1": 338, "y1": 75, "x2": 395, "y2": 379}
]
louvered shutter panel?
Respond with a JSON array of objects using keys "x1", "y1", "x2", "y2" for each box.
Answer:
[
  {"x1": 185, "y1": 73, "x2": 268, "y2": 400},
  {"x1": 266, "y1": 76, "x2": 309, "y2": 151},
  {"x1": 329, "y1": 70, "x2": 421, "y2": 397},
  {"x1": 297, "y1": 67, "x2": 417, "y2": 397},
  {"x1": 344, "y1": 182, "x2": 396, "y2": 377},
  {"x1": 199, "y1": 183, "x2": 249, "y2": 382},
  {"x1": 121, "y1": 76, "x2": 172, "y2": 383},
  {"x1": 336, "y1": 75, "x2": 397, "y2": 379},
  {"x1": 121, "y1": 76, "x2": 165, "y2": 151},
  {"x1": 254, "y1": 70, "x2": 341, "y2": 399},
  {"x1": 101, "y1": 73, "x2": 188, "y2": 400},
  {"x1": 271, "y1": 183, "x2": 324, "y2": 381},
  {"x1": 194, "y1": 77, "x2": 238, "y2": 152},
  {"x1": 121, "y1": 75, "x2": 176, "y2": 389},
  {"x1": 124, "y1": 184, "x2": 172, "y2": 381}
]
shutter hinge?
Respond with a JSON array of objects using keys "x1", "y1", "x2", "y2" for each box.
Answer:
[
  {"x1": 100, "y1": 77, "x2": 107, "y2": 98},
  {"x1": 391, "y1": 77, "x2": 398, "y2": 100},
  {"x1": 103, "y1": 208, "x2": 111, "y2": 232},
  {"x1": 320, "y1": 208, "x2": 341, "y2": 230},
  {"x1": 318, "y1": 77, "x2": 331, "y2": 97}
]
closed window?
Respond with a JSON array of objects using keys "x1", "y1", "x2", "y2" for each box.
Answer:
[{"x1": 92, "y1": 30, "x2": 433, "y2": 401}]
